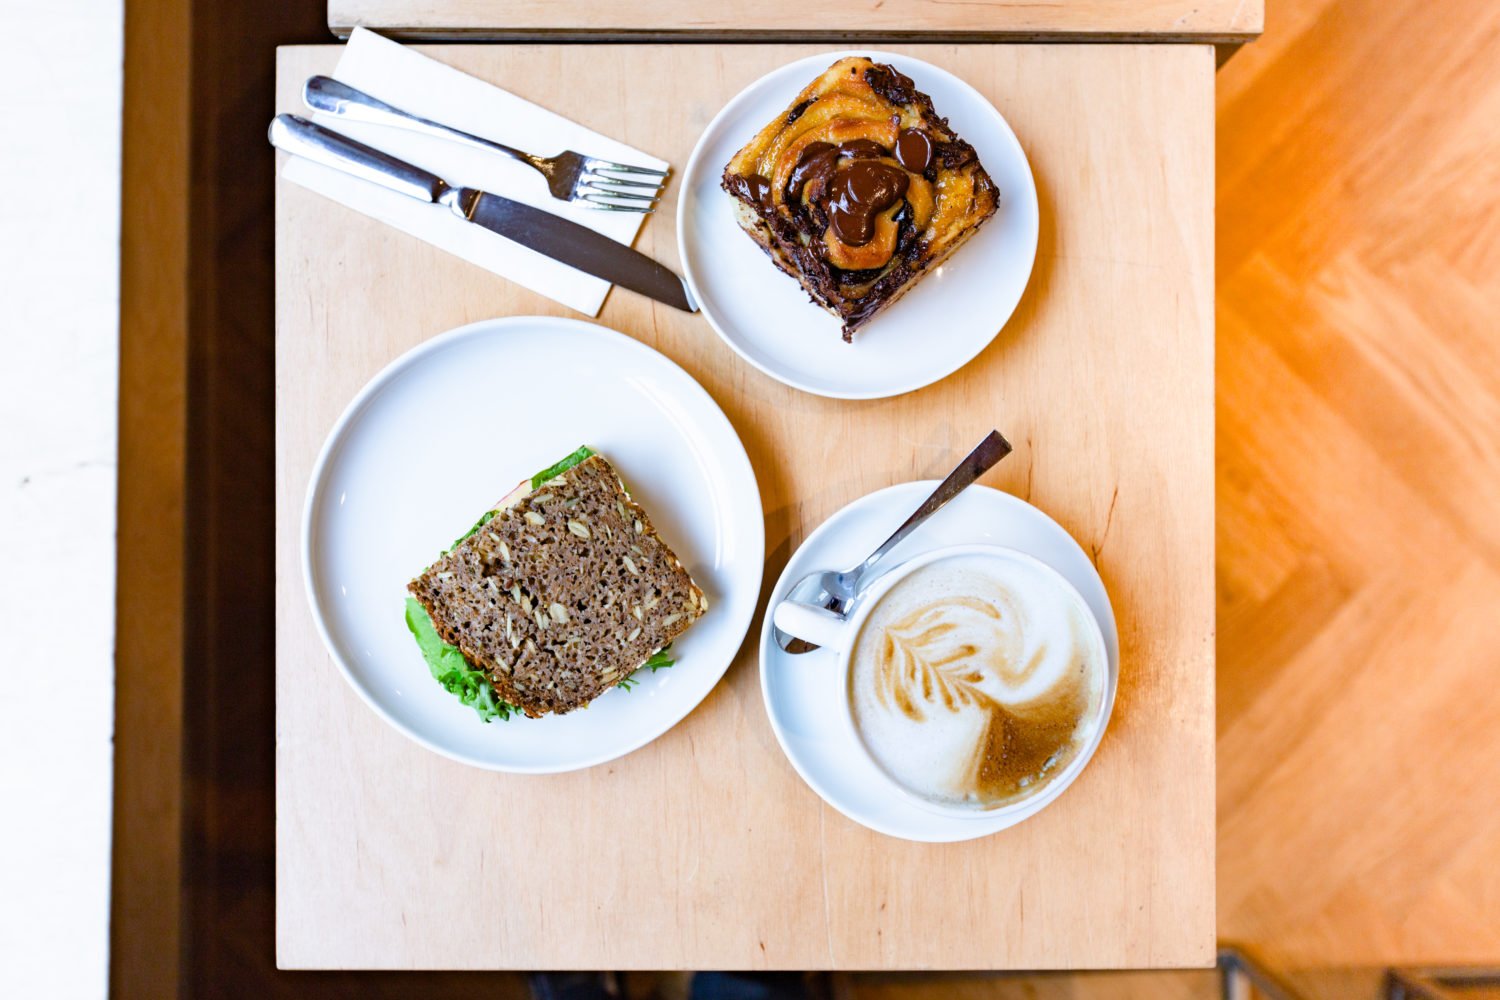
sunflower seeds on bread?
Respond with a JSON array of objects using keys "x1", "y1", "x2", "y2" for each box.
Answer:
[{"x1": 408, "y1": 454, "x2": 706, "y2": 718}]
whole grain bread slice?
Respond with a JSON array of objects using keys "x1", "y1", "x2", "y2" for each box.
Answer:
[{"x1": 409, "y1": 454, "x2": 706, "y2": 717}]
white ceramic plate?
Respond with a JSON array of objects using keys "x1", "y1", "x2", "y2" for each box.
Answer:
[
  {"x1": 679, "y1": 50, "x2": 1040, "y2": 399},
  {"x1": 302, "y1": 317, "x2": 764, "y2": 773},
  {"x1": 759, "y1": 483, "x2": 1118, "y2": 842}
]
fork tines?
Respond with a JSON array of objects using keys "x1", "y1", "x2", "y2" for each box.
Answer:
[{"x1": 579, "y1": 157, "x2": 669, "y2": 213}]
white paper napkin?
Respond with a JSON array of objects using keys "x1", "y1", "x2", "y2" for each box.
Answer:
[{"x1": 280, "y1": 28, "x2": 667, "y2": 316}]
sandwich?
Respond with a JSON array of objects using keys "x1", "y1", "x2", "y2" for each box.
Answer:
[{"x1": 405, "y1": 446, "x2": 707, "y2": 721}]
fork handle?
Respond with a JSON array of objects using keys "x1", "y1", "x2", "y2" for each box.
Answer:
[{"x1": 303, "y1": 76, "x2": 538, "y2": 170}]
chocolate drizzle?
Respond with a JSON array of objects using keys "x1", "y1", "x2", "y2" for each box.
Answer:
[
  {"x1": 785, "y1": 142, "x2": 837, "y2": 202},
  {"x1": 786, "y1": 139, "x2": 914, "y2": 247},
  {"x1": 827, "y1": 160, "x2": 909, "y2": 247}
]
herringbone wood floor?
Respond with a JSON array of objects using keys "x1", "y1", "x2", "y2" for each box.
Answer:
[{"x1": 1215, "y1": 0, "x2": 1500, "y2": 969}]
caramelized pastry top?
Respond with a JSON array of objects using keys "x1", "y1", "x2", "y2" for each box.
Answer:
[{"x1": 723, "y1": 57, "x2": 998, "y2": 279}]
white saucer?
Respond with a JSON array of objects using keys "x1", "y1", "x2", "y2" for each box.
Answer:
[
  {"x1": 758, "y1": 483, "x2": 1118, "y2": 842},
  {"x1": 302, "y1": 317, "x2": 764, "y2": 773},
  {"x1": 678, "y1": 50, "x2": 1040, "y2": 399}
]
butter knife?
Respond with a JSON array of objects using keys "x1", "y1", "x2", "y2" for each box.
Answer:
[{"x1": 268, "y1": 114, "x2": 696, "y2": 312}]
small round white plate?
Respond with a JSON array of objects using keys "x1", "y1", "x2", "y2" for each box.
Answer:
[
  {"x1": 759, "y1": 483, "x2": 1118, "y2": 842},
  {"x1": 679, "y1": 50, "x2": 1040, "y2": 400},
  {"x1": 303, "y1": 317, "x2": 764, "y2": 773}
]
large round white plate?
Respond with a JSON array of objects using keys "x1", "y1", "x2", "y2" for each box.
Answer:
[
  {"x1": 760, "y1": 483, "x2": 1118, "y2": 842},
  {"x1": 303, "y1": 317, "x2": 764, "y2": 773},
  {"x1": 679, "y1": 50, "x2": 1040, "y2": 400}
]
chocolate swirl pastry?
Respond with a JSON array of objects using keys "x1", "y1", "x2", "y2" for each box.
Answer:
[{"x1": 722, "y1": 57, "x2": 1000, "y2": 341}]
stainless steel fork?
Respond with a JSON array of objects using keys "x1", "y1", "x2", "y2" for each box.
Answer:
[{"x1": 303, "y1": 76, "x2": 667, "y2": 213}]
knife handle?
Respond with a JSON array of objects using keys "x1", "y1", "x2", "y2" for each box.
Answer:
[{"x1": 269, "y1": 113, "x2": 449, "y2": 205}]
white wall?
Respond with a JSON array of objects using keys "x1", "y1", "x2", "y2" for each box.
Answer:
[{"x1": 0, "y1": 1, "x2": 122, "y2": 997}]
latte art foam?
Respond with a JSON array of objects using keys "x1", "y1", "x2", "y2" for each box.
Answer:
[{"x1": 848, "y1": 555, "x2": 1103, "y2": 811}]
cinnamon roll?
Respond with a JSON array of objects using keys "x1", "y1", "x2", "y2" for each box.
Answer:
[{"x1": 722, "y1": 57, "x2": 1000, "y2": 341}]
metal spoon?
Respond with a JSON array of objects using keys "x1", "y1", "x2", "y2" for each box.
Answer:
[{"x1": 773, "y1": 430, "x2": 1013, "y2": 654}]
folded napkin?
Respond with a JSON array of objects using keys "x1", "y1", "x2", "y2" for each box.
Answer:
[{"x1": 280, "y1": 28, "x2": 667, "y2": 316}]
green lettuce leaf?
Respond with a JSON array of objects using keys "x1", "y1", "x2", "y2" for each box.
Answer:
[
  {"x1": 404, "y1": 597, "x2": 519, "y2": 723},
  {"x1": 531, "y1": 445, "x2": 594, "y2": 489},
  {"x1": 451, "y1": 509, "x2": 496, "y2": 550},
  {"x1": 617, "y1": 644, "x2": 675, "y2": 690}
]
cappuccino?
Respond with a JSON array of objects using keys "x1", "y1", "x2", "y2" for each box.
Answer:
[{"x1": 848, "y1": 553, "x2": 1103, "y2": 811}]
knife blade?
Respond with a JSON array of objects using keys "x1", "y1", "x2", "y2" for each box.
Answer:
[
  {"x1": 268, "y1": 113, "x2": 696, "y2": 313},
  {"x1": 464, "y1": 193, "x2": 694, "y2": 311}
]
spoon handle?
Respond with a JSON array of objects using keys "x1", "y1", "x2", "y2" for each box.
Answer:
[{"x1": 856, "y1": 430, "x2": 1013, "y2": 578}]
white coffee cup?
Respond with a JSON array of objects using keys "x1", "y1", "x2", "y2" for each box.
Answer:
[{"x1": 773, "y1": 543, "x2": 1115, "y2": 821}]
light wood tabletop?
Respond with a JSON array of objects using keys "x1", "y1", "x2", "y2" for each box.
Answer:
[
  {"x1": 275, "y1": 42, "x2": 1215, "y2": 971},
  {"x1": 328, "y1": 0, "x2": 1263, "y2": 43}
]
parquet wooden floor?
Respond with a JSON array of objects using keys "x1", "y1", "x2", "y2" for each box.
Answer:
[{"x1": 1214, "y1": 0, "x2": 1500, "y2": 969}]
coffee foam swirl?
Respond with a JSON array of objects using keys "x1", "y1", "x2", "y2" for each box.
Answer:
[{"x1": 849, "y1": 555, "x2": 1102, "y2": 810}]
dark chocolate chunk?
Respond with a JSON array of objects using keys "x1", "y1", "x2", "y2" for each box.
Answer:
[
  {"x1": 722, "y1": 171, "x2": 775, "y2": 215},
  {"x1": 832, "y1": 265, "x2": 886, "y2": 286},
  {"x1": 895, "y1": 128, "x2": 934, "y2": 174},
  {"x1": 863, "y1": 63, "x2": 917, "y2": 106},
  {"x1": 934, "y1": 139, "x2": 978, "y2": 170},
  {"x1": 837, "y1": 138, "x2": 888, "y2": 160}
]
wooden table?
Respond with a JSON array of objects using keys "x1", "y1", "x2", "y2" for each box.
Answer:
[
  {"x1": 275, "y1": 43, "x2": 1215, "y2": 971},
  {"x1": 328, "y1": 0, "x2": 1262, "y2": 43}
]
